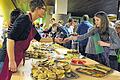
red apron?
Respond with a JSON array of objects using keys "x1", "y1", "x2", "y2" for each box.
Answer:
[{"x1": 0, "y1": 26, "x2": 36, "y2": 80}]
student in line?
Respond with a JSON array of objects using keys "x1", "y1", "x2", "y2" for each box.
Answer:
[{"x1": 64, "y1": 11, "x2": 120, "y2": 70}]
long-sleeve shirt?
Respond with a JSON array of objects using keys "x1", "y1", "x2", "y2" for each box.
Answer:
[{"x1": 77, "y1": 27, "x2": 120, "y2": 55}]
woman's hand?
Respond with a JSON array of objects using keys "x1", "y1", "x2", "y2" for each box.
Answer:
[
  {"x1": 7, "y1": 39, "x2": 17, "y2": 72},
  {"x1": 9, "y1": 60, "x2": 17, "y2": 72},
  {"x1": 63, "y1": 38, "x2": 71, "y2": 42},
  {"x1": 64, "y1": 36, "x2": 78, "y2": 42},
  {"x1": 98, "y1": 41, "x2": 110, "y2": 47},
  {"x1": 55, "y1": 38, "x2": 65, "y2": 43}
]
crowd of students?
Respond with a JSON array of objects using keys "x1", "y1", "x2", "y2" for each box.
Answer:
[{"x1": 32, "y1": 11, "x2": 120, "y2": 72}]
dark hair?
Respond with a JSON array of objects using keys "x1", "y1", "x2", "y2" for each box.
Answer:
[
  {"x1": 29, "y1": 0, "x2": 45, "y2": 12},
  {"x1": 52, "y1": 23, "x2": 59, "y2": 27},
  {"x1": 50, "y1": 18, "x2": 55, "y2": 21},
  {"x1": 94, "y1": 11, "x2": 109, "y2": 33},
  {"x1": 83, "y1": 15, "x2": 89, "y2": 21},
  {"x1": 10, "y1": 8, "x2": 23, "y2": 24},
  {"x1": 94, "y1": 11, "x2": 109, "y2": 41},
  {"x1": 68, "y1": 18, "x2": 73, "y2": 23},
  {"x1": 40, "y1": 23, "x2": 43, "y2": 27}
]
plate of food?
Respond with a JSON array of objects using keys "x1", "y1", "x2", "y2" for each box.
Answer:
[
  {"x1": 76, "y1": 64, "x2": 113, "y2": 78},
  {"x1": 71, "y1": 58, "x2": 86, "y2": 65}
]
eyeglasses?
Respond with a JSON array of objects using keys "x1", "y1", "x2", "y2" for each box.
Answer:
[{"x1": 41, "y1": 7, "x2": 46, "y2": 11}]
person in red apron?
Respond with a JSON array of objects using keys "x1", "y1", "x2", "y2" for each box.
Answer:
[
  {"x1": 0, "y1": 8, "x2": 23, "y2": 72},
  {"x1": 0, "y1": 0, "x2": 46, "y2": 80}
]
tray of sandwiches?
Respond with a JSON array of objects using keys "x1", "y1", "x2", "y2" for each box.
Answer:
[
  {"x1": 25, "y1": 50, "x2": 51, "y2": 59},
  {"x1": 76, "y1": 64, "x2": 113, "y2": 78},
  {"x1": 31, "y1": 59, "x2": 79, "y2": 80}
]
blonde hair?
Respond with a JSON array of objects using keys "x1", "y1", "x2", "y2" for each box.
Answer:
[{"x1": 115, "y1": 20, "x2": 120, "y2": 28}]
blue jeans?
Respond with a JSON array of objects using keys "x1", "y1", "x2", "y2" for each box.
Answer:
[
  {"x1": 109, "y1": 55, "x2": 118, "y2": 70},
  {"x1": 0, "y1": 62, "x2": 4, "y2": 73},
  {"x1": 86, "y1": 54, "x2": 99, "y2": 62}
]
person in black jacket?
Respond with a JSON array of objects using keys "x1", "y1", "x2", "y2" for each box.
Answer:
[{"x1": 43, "y1": 23, "x2": 67, "y2": 43}]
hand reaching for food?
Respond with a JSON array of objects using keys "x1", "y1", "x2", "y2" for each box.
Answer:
[{"x1": 63, "y1": 36, "x2": 78, "y2": 42}]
